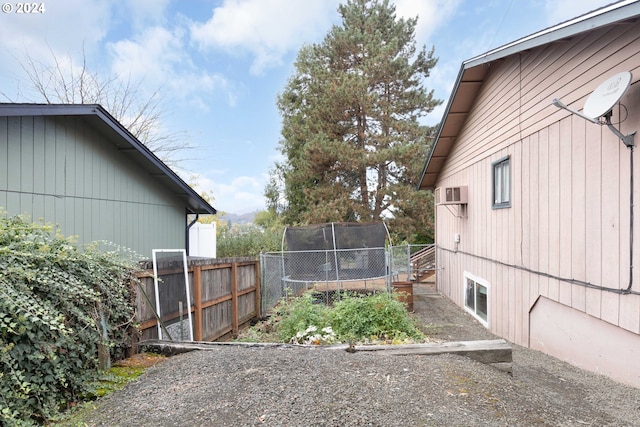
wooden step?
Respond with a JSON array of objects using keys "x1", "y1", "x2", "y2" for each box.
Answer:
[
  {"x1": 139, "y1": 338, "x2": 513, "y2": 373},
  {"x1": 352, "y1": 339, "x2": 512, "y2": 373}
]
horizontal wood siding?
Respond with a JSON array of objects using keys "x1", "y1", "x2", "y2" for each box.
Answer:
[
  {"x1": 0, "y1": 115, "x2": 186, "y2": 256},
  {"x1": 434, "y1": 21, "x2": 640, "y2": 347}
]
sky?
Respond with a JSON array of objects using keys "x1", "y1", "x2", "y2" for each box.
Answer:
[{"x1": 0, "y1": 0, "x2": 620, "y2": 215}]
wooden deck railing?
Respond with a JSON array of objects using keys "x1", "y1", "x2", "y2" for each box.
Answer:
[{"x1": 410, "y1": 245, "x2": 436, "y2": 282}]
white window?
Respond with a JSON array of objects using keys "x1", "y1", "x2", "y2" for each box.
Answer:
[
  {"x1": 492, "y1": 156, "x2": 510, "y2": 209},
  {"x1": 464, "y1": 272, "x2": 489, "y2": 327}
]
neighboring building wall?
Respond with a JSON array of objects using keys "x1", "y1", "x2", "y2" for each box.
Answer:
[
  {"x1": 0, "y1": 115, "x2": 186, "y2": 257},
  {"x1": 434, "y1": 22, "x2": 640, "y2": 386}
]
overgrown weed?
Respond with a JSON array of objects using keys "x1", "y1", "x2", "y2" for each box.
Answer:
[{"x1": 237, "y1": 291, "x2": 425, "y2": 344}]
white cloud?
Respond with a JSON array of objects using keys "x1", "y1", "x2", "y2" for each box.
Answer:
[
  {"x1": 189, "y1": 0, "x2": 462, "y2": 75},
  {"x1": 0, "y1": 0, "x2": 112, "y2": 100},
  {"x1": 190, "y1": 0, "x2": 340, "y2": 75},
  {"x1": 0, "y1": 0, "x2": 110, "y2": 55},
  {"x1": 394, "y1": 0, "x2": 462, "y2": 47},
  {"x1": 107, "y1": 25, "x2": 232, "y2": 108},
  {"x1": 124, "y1": 0, "x2": 172, "y2": 30},
  {"x1": 193, "y1": 174, "x2": 266, "y2": 214}
]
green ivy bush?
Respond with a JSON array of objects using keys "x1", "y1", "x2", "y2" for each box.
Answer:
[{"x1": 0, "y1": 214, "x2": 140, "y2": 426}]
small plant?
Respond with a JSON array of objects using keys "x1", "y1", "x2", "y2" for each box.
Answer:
[
  {"x1": 85, "y1": 366, "x2": 146, "y2": 399},
  {"x1": 235, "y1": 317, "x2": 281, "y2": 343},
  {"x1": 290, "y1": 325, "x2": 338, "y2": 345},
  {"x1": 329, "y1": 292, "x2": 424, "y2": 342},
  {"x1": 273, "y1": 292, "x2": 331, "y2": 342}
]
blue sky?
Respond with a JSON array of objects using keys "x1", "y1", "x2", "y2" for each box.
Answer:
[{"x1": 0, "y1": 0, "x2": 618, "y2": 214}]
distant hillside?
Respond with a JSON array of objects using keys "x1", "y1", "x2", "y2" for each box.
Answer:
[{"x1": 218, "y1": 211, "x2": 256, "y2": 225}]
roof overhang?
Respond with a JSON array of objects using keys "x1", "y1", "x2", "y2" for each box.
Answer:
[
  {"x1": 0, "y1": 103, "x2": 216, "y2": 215},
  {"x1": 418, "y1": 0, "x2": 640, "y2": 191}
]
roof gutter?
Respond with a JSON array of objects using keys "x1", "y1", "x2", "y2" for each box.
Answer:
[{"x1": 186, "y1": 211, "x2": 200, "y2": 257}]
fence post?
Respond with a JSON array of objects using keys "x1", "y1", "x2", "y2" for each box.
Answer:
[
  {"x1": 407, "y1": 244, "x2": 411, "y2": 282},
  {"x1": 192, "y1": 265, "x2": 203, "y2": 341},
  {"x1": 259, "y1": 253, "x2": 265, "y2": 316},
  {"x1": 255, "y1": 259, "x2": 262, "y2": 318},
  {"x1": 231, "y1": 261, "x2": 238, "y2": 335}
]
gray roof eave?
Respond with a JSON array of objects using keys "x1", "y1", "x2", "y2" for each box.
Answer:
[{"x1": 417, "y1": 65, "x2": 467, "y2": 190}]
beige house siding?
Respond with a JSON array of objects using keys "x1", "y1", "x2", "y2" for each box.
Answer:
[{"x1": 433, "y1": 20, "x2": 640, "y2": 386}]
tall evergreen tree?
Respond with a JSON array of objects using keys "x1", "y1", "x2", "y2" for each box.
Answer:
[{"x1": 269, "y1": 0, "x2": 440, "y2": 241}]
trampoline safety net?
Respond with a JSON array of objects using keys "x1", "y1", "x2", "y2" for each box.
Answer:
[{"x1": 283, "y1": 222, "x2": 388, "y2": 283}]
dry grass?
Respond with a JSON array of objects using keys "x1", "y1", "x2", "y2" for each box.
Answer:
[{"x1": 113, "y1": 352, "x2": 166, "y2": 369}]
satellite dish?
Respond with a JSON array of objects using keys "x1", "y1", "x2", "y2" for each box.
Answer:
[{"x1": 583, "y1": 71, "x2": 632, "y2": 120}]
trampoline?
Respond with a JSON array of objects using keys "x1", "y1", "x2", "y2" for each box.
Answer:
[{"x1": 280, "y1": 222, "x2": 392, "y2": 300}]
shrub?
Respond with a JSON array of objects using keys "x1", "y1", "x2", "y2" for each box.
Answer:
[
  {"x1": 0, "y1": 214, "x2": 140, "y2": 425},
  {"x1": 217, "y1": 225, "x2": 283, "y2": 257},
  {"x1": 329, "y1": 292, "x2": 424, "y2": 342},
  {"x1": 273, "y1": 293, "x2": 331, "y2": 342},
  {"x1": 271, "y1": 291, "x2": 423, "y2": 344}
]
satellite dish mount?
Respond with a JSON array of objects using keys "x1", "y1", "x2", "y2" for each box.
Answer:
[
  {"x1": 554, "y1": 71, "x2": 636, "y2": 294},
  {"x1": 552, "y1": 71, "x2": 635, "y2": 148}
]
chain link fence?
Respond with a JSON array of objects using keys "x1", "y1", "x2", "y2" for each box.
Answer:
[
  {"x1": 388, "y1": 244, "x2": 436, "y2": 283},
  {"x1": 260, "y1": 244, "x2": 434, "y2": 314}
]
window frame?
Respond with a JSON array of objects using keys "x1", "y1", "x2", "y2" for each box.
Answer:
[
  {"x1": 463, "y1": 271, "x2": 489, "y2": 327},
  {"x1": 492, "y1": 156, "x2": 511, "y2": 209}
]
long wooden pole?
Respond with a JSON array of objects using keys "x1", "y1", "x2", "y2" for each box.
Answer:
[
  {"x1": 192, "y1": 265, "x2": 203, "y2": 341},
  {"x1": 231, "y1": 261, "x2": 238, "y2": 335}
]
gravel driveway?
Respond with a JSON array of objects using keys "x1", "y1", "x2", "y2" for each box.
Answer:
[{"x1": 70, "y1": 284, "x2": 640, "y2": 426}]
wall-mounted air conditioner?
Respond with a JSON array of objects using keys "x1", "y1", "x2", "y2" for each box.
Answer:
[{"x1": 435, "y1": 186, "x2": 468, "y2": 205}]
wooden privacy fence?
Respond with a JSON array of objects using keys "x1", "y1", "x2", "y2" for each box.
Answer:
[{"x1": 135, "y1": 257, "x2": 260, "y2": 343}]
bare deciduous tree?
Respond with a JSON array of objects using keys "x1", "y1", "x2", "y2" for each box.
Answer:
[{"x1": 2, "y1": 47, "x2": 192, "y2": 166}]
